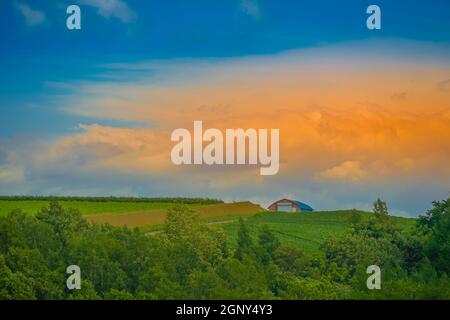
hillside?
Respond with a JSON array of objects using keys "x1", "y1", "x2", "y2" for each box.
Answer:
[
  {"x1": 1, "y1": 198, "x2": 445, "y2": 300},
  {"x1": 0, "y1": 198, "x2": 417, "y2": 255},
  {"x1": 221, "y1": 210, "x2": 417, "y2": 255},
  {"x1": 0, "y1": 198, "x2": 264, "y2": 229},
  {"x1": 0, "y1": 197, "x2": 221, "y2": 217}
]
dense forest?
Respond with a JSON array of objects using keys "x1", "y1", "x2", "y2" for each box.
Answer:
[{"x1": 0, "y1": 198, "x2": 449, "y2": 300}]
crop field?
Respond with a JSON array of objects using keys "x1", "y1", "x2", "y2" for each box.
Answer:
[
  {"x1": 85, "y1": 201, "x2": 264, "y2": 229},
  {"x1": 220, "y1": 210, "x2": 417, "y2": 255},
  {"x1": 0, "y1": 199, "x2": 264, "y2": 229}
]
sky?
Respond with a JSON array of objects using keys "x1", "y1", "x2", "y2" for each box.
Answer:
[{"x1": 0, "y1": 0, "x2": 449, "y2": 216}]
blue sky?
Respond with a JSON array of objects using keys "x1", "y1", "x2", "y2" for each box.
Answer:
[
  {"x1": 0, "y1": 1, "x2": 449, "y2": 215},
  {"x1": 1, "y1": 0, "x2": 450, "y2": 137}
]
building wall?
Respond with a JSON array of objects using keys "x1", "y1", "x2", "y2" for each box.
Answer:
[{"x1": 268, "y1": 199, "x2": 301, "y2": 212}]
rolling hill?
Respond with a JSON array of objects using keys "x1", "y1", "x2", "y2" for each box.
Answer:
[
  {"x1": 0, "y1": 197, "x2": 417, "y2": 255},
  {"x1": 220, "y1": 211, "x2": 417, "y2": 255},
  {"x1": 0, "y1": 198, "x2": 264, "y2": 230}
]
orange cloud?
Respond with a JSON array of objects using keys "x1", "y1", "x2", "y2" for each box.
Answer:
[
  {"x1": 317, "y1": 161, "x2": 367, "y2": 183},
  {"x1": 46, "y1": 41, "x2": 450, "y2": 188},
  {"x1": 34, "y1": 124, "x2": 172, "y2": 175}
]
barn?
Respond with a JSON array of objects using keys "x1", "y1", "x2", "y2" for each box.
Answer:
[{"x1": 268, "y1": 198, "x2": 314, "y2": 212}]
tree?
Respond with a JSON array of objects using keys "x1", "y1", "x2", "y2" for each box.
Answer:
[
  {"x1": 5, "y1": 247, "x2": 64, "y2": 299},
  {"x1": 258, "y1": 225, "x2": 280, "y2": 259},
  {"x1": 418, "y1": 198, "x2": 450, "y2": 274},
  {"x1": 0, "y1": 255, "x2": 35, "y2": 300},
  {"x1": 36, "y1": 201, "x2": 87, "y2": 249},
  {"x1": 186, "y1": 268, "x2": 228, "y2": 299},
  {"x1": 163, "y1": 206, "x2": 198, "y2": 243},
  {"x1": 274, "y1": 244, "x2": 309, "y2": 277},
  {"x1": 373, "y1": 198, "x2": 389, "y2": 216},
  {"x1": 217, "y1": 258, "x2": 273, "y2": 299},
  {"x1": 348, "y1": 210, "x2": 362, "y2": 225},
  {"x1": 67, "y1": 280, "x2": 100, "y2": 300},
  {"x1": 418, "y1": 198, "x2": 450, "y2": 230},
  {"x1": 235, "y1": 219, "x2": 254, "y2": 261},
  {"x1": 104, "y1": 289, "x2": 134, "y2": 300},
  {"x1": 163, "y1": 205, "x2": 227, "y2": 266}
]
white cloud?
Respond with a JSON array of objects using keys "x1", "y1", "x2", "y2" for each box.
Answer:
[
  {"x1": 317, "y1": 161, "x2": 368, "y2": 183},
  {"x1": 15, "y1": 3, "x2": 45, "y2": 26},
  {"x1": 78, "y1": 0, "x2": 135, "y2": 23},
  {"x1": 0, "y1": 165, "x2": 24, "y2": 183},
  {"x1": 239, "y1": 0, "x2": 260, "y2": 19},
  {"x1": 437, "y1": 79, "x2": 450, "y2": 92}
]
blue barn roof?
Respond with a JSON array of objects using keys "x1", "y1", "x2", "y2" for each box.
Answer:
[{"x1": 291, "y1": 200, "x2": 314, "y2": 211}]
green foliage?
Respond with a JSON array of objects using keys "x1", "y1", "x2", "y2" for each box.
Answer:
[
  {"x1": 235, "y1": 218, "x2": 254, "y2": 261},
  {"x1": 104, "y1": 289, "x2": 134, "y2": 300},
  {"x1": 222, "y1": 210, "x2": 416, "y2": 255},
  {"x1": 321, "y1": 214, "x2": 418, "y2": 284},
  {"x1": 258, "y1": 225, "x2": 280, "y2": 261},
  {"x1": 0, "y1": 200, "x2": 448, "y2": 300},
  {"x1": 348, "y1": 210, "x2": 362, "y2": 225},
  {"x1": 373, "y1": 198, "x2": 389, "y2": 215},
  {"x1": 281, "y1": 277, "x2": 353, "y2": 300},
  {"x1": 418, "y1": 198, "x2": 449, "y2": 230},
  {"x1": 0, "y1": 255, "x2": 35, "y2": 300},
  {"x1": 418, "y1": 198, "x2": 450, "y2": 275},
  {"x1": 67, "y1": 280, "x2": 100, "y2": 300},
  {"x1": 274, "y1": 244, "x2": 309, "y2": 277}
]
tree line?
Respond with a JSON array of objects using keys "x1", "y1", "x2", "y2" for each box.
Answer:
[{"x1": 0, "y1": 196, "x2": 222, "y2": 205}]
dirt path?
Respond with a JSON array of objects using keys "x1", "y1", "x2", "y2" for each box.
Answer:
[{"x1": 145, "y1": 219, "x2": 238, "y2": 236}]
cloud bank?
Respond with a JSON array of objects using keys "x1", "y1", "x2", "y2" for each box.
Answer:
[{"x1": 2, "y1": 40, "x2": 450, "y2": 216}]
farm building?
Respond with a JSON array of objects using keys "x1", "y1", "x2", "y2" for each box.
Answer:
[{"x1": 268, "y1": 198, "x2": 314, "y2": 213}]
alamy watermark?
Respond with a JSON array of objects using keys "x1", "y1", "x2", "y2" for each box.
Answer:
[
  {"x1": 66, "y1": 265, "x2": 81, "y2": 290},
  {"x1": 366, "y1": 5, "x2": 381, "y2": 30},
  {"x1": 366, "y1": 265, "x2": 381, "y2": 290},
  {"x1": 171, "y1": 121, "x2": 280, "y2": 175},
  {"x1": 64, "y1": 4, "x2": 381, "y2": 31},
  {"x1": 66, "y1": 5, "x2": 81, "y2": 30}
]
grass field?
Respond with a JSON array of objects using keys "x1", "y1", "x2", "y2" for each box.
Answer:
[
  {"x1": 220, "y1": 210, "x2": 417, "y2": 255},
  {"x1": 0, "y1": 200, "x2": 177, "y2": 216}
]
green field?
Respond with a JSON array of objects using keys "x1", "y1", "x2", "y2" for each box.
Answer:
[
  {"x1": 0, "y1": 199, "x2": 265, "y2": 230},
  {"x1": 0, "y1": 200, "x2": 177, "y2": 216},
  {"x1": 220, "y1": 210, "x2": 417, "y2": 255}
]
